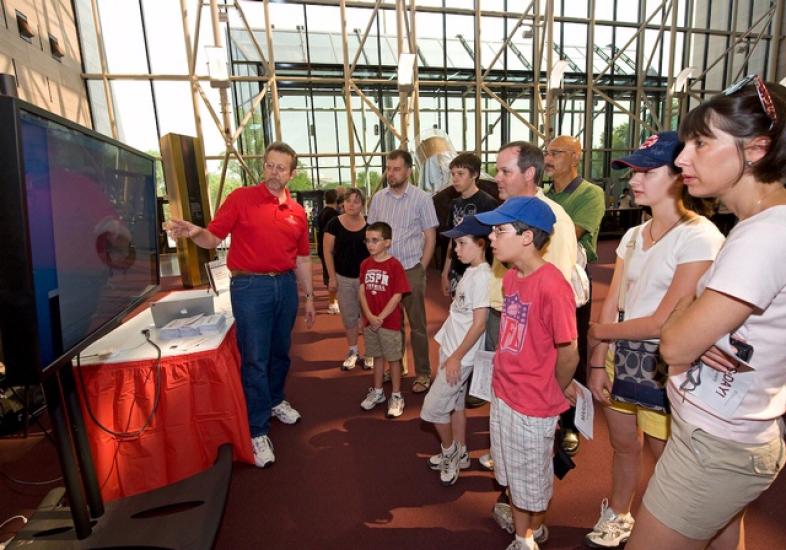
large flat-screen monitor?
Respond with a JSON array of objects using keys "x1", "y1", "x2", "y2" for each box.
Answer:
[{"x1": 0, "y1": 96, "x2": 159, "y2": 384}]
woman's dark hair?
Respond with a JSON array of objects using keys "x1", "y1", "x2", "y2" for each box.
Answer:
[
  {"x1": 510, "y1": 221, "x2": 551, "y2": 250},
  {"x1": 678, "y1": 79, "x2": 786, "y2": 185},
  {"x1": 344, "y1": 187, "x2": 365, "y2": 206}
]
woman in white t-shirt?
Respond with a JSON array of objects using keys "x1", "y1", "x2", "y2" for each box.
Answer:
[
  {"x1": 585, "y1": 131, "x2": 725, "y2": 549},
  {"x1": 625, "y1": 79, "x2": 786, "y2": 550}
]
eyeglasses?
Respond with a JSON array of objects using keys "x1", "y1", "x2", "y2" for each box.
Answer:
[
  {"x1": 364, "y1": 237, "x2": 384, "y2": 244},
  {"x1": 721, "y1": 74, "x2": 778, "y2": 131},
  {"x1": 491, "y1": 225, "x2": 518, "y2": 236},
  {"x1": 264, "y1": 162, "x2": 291, "y2": 173},
  {"x1": 543, "y1": 149, "x2": 572, "y2": 157},
  {"x1": 678, "y1": 361, "x2": 703, "y2": 394}
]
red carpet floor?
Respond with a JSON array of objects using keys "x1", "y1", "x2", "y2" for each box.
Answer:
[
  {"x1": 212, "y1": 239, "x2": 786, "y2": 550},
  {"x1": 1, "y1": 240, "x2": 784, "y2": 548}
]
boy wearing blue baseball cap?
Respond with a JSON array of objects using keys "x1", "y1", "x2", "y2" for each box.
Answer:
[
  {"x1": 476, "y1": 197, "x2": 579, "y2": 550},
  {"x1": 421, "y1": 215, "x2": 492, "y2": 486}
]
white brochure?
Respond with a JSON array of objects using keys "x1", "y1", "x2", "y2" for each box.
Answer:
[
  {"x1": 469, "y1": 350, "x2": 495, "y2": 402},
  {"x1": 573, "y1": 381, "x2": 594, "y2": 440},
  {"x1": 683, "y1": 334, "x2": 755, "y2": 419},
  {"x1": 684, "y1": 362, "x2": 755, "y2": 419}
]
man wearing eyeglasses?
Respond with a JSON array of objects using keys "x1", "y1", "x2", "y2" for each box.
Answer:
[
  {"x1": 367, "y1": 149, "x2": 440, "y2": 394},
  {"x1": 164, "y1": 141, "x2": 315, "y2": 470},
  {"x1": 543, "y1": 135, "x2": 605, "y2": 457}
]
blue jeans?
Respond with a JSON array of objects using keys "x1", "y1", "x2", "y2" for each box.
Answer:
[{"x1": 230, "y1": 272, "x2": 298, "y2": 437}]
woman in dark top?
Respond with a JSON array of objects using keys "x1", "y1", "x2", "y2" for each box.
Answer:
[{"x1": 323, "y1": 188, "x2": 370, "y2": 370}]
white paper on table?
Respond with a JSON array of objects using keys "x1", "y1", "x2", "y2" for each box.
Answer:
[
  {"x1": 573, "y1": 381, "x2": 594, "y2": 440},
  {"x1": 469, "y1": 350, "x2": 495, "y2": 401}
]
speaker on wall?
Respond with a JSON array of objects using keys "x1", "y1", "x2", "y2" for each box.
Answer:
[{"x1": 160, "y1": 133, "x2": 216, "y2": 287}]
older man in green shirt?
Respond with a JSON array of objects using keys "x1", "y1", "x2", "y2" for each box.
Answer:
[{"x1": 544, "y1": 135, "x2": 605, "y2": 456}]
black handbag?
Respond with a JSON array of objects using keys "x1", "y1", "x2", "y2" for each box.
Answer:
[
  {"x1": 609, "y1": 226, "x2": 670, "y2": 413},
  {"x1": 553, "y1": 429, "x2": 576, "y2": 479}
]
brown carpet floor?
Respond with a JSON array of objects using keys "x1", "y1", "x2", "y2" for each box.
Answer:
[
  {"x1": 1, "y1": 239, "x2": 785, "y2": 548},
  {"x1": 213, "y1": 239, "x2": 786, "y2": 549}
]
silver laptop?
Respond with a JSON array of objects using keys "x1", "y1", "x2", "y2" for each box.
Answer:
[{"x1": 150, "y1": 294, "x2": 215, "y2": 328}]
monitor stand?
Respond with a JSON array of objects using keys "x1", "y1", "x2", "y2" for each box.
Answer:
[{"x1": 5, "y1": 364, "x2": 233, "y2": 549}]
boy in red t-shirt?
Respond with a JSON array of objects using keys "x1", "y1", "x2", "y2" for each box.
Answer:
[
  {"x1": 476, "y1": 197, "x2": 579, "y2": 550},
  {"x1": 358, "y1": 221, "x2": 411, "y2": 418}
]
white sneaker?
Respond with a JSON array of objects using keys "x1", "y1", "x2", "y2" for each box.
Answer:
[
  {"x1": 327, "y1": 302, "x2": 340, "y2": 314},
  {"x1": 271, "y1": 400, "x2": 301, "y2": 424},
  {"x1": 361, "y1": 388, "x2": 385, "y2": 410},
  {"x1": 494, "y1": 502, "x2": 549, "y2": 543},
  {"x1": 439, "y1": 445, "x2": 461, "y2": 486},
  {"x1": 479, "y1": 452, "x2": 494, "y2": 471},
  {"x1": 505, "y1": 539, "x2": 539, "y2": 550},
  {"x1": 386, "y1": 394, "x2": 405, "y2": 418},
  {"x1": 428, "y1": 445, "x2": 470, "y2": 471},
  {"x1": 533, "y1": 525, "x2": 549, "y2": 545},
  {"x1": 362, "y1": 356, "x2": 374, "y2": 370},
  {"x1": 251, "y1": 435, "x2": 275, "y2": 468},
  {"x1": 584, "y1": 499, "x2": 635, "y2": 548},
  {"x1": 341, "y1": 351, "x2": 359, "y2": 370},
  {"x1": 493, "y1": 501, "x2": 514, "y2": 534}
]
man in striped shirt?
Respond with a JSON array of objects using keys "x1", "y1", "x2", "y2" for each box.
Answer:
[{"x1": 367, "y1": 150, "x2": 440, "y2": 393}]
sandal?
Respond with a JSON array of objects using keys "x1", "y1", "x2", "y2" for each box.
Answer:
[{"x1": 411, "y1": 376, "x2": 431, "y2": 393}]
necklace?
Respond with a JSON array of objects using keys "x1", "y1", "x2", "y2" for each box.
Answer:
[
  {"x1": 753, "y1": 187, "x2": 786, "y2": 215},
  {"x1": 648, "y1": 214, "x2": 688, "y2": 244}
]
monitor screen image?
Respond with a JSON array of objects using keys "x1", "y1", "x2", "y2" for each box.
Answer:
[{"x1": 0, "y1": 97, "x2": 160, "y2": 383}]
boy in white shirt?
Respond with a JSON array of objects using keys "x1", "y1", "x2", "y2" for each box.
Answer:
[{"x1": 421, "y1": 215, "x2": 492, "y2": 485}]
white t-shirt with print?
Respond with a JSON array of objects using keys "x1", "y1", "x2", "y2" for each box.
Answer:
[
  {"x1": 435, "y1": 262, "x2": 492, "y2": 366},
  {"x1": 615, "y1": 216, "x2": 725, "y2": 342},
  {"x1": 670, "y1": 206, "x2": 786, "y2": 444}
]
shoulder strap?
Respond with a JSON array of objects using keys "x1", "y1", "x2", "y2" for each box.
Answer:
[{"x1": 617, "y1": 225, "x2": 642, "y2": 319}]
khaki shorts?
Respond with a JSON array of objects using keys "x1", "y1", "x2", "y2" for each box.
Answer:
[
  {"x1": 335, "y1": 274, "x2": 361, "y2": 329},
  {"x1": 605, "y1": 350, "x2": 670, "y2": 440},
  {"x1": 643, "y1": 410, "x2": 785, "y2": 540},
  {"x1": 420, "y1": 350, "x2": 473, "y2": 424},
  {"x1": 363, "y1": 327, "x2": 403, "y2": 362},
  {"x1": 490, "y1": 394, "x2": 558, "y2": 512}
]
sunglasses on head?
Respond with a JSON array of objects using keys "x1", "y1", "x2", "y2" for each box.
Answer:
[{"x1": 721, "y1": 74, "x2": 778, "y2": 131}]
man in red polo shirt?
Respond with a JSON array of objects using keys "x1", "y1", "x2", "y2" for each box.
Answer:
[{"x1": 165, "y1": 142, "x2": 316, "y2": 468}]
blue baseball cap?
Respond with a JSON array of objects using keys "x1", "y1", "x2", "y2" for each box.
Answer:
[
  {"x1": 475, "y1": 196, "x2": 556, "y2": 234},
  {"x1": 441, "y1": 215, "x2": 492, "y2": 239},
  {"x1": 611, "y1": 131, "x2": 682, "y2": 170}
]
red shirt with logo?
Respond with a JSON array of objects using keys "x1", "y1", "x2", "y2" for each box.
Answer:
[
  {"x1": 208, "y1": 184, "x2": 309, "y2": 272},
  {"x1": 493, "y1": 263, "x2": 577, "y2": 417},
  {"x1": 359, "y1": 256, "x2": 410, "y2": 330}
]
